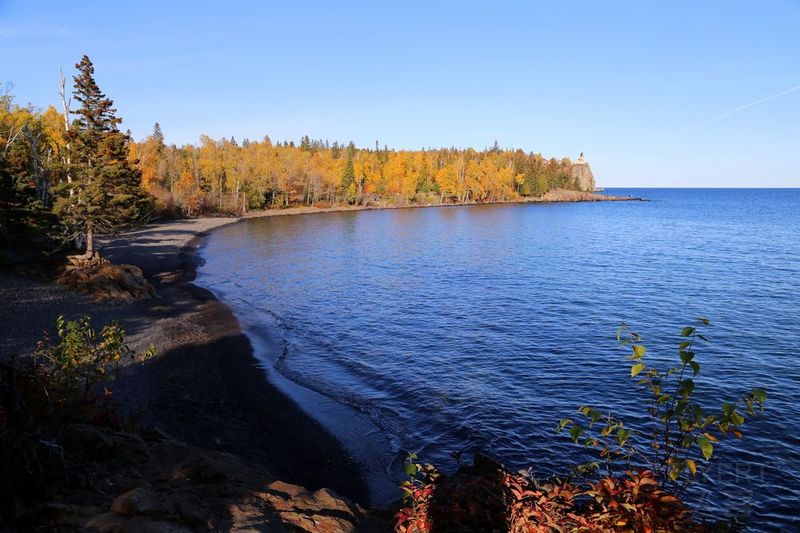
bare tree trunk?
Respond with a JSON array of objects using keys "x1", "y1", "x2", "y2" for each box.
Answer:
[
  {"x1": 1, "y1": 124, "x2": 22, "y2": 159},
  {"x1": 85, "y1": 224, "x2": 94, "y2": 258},
  {"x1": 59, "y1": 70, "x2": 73, "y2": 193},
  {"x1": 24, "y1": 126, "x2": 50, "y2": 204}
]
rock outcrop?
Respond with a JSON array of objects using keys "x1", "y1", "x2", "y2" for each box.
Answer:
[
  {"x1": 11, "y1": 425, "x2": 388, "y2": 532},
  {"x1": 539, "y1": 188, "x2": 635, "y2": 202},
  {"x1": 571, "y1": 153, "x2": 596, "y2": 192},
  {"x1": 58, "y1": 255, "x2": 156, "y2": 303}
]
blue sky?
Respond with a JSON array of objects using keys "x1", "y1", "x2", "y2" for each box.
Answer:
[{"x1": 1, "y1": 0, "x2": 798, "y2": 187}]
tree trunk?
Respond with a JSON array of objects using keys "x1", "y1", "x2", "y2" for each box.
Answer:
[
  {"x1": 59, "y1": 70, "x2": 74, "y2": 193},
  {"x1": 85, "y1": 224, "x2": 94, "y2": 258}
]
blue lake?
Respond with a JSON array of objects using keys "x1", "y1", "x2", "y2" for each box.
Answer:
[{"x1": 197, "y1": 189, "x2": 799, "y2": 530}]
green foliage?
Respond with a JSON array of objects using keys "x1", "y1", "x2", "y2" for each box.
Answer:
[
  {"x1": 340, "y1": 145, "x2": 356, "y2": 201},
  {"x1": 35, "y1": 314, "x2": 154, "y2": 401},
  {"x1": 0, "y1": 314, "x2": 155, "y2": 517},
  {"x1": 558, "y1": 317, "x2": 766, "y2": 488},
  {"x1": 52, "y1": 55, "x2": 147, "y2": 253},
  {"x1": 0, "y1": 162, "x2": 53, "y2": 250}
]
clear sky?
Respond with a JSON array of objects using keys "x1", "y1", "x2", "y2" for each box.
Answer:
[{"x1": 2, "y1": 0, "x2": 798, "y2": 187}]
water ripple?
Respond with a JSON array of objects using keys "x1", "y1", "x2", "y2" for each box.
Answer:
[{"x1": 198, "y1": 189, "x2": 800, "y2": 531}]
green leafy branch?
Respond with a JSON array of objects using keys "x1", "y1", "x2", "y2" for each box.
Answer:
[
  {"x1": 35, "y1": 315, "x2": 155, "y2": 401},
  {"x1": 558, "y1": 317, "x2": 766, "y2": 489}
]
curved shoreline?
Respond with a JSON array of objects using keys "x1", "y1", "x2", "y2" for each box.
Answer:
[
  {"x1": 115, "y1": 218, "x2": 374, "y2": 503},
  {"x1": 183, "y1": 192, "x2": 642, "y2": 503},
  {"x1": 115, "y1": 191, "x2": 640, "y2": 504},
  {"x1": 1, "y1": 193, "x2": 641, "y2": 511},
  {"x1": 1, "y1": 217, "x2": 373, "y2": 506}
]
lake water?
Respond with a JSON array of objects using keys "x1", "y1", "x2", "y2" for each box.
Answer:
[{"x1": 197, "y1": 189, "x2": 799, "y2": 530}]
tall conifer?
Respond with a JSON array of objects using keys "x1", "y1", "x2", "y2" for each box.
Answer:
[{"x1": 53, "y1": 55, "x2": 145, "y2": 257}]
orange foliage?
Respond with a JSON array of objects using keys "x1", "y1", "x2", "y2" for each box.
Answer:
[{"x1": 128, "y1": 132, "x2": 579, "y2": 214}]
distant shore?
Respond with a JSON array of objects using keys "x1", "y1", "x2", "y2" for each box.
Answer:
[{"x1": 241, "y1": 188, "x2": 644, "y2": 220}]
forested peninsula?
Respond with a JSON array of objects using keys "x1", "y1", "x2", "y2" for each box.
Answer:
[
  {"x1": 3, "y1": 60, "x2": 604, "y2": 231},
  {"x1": 129, "y1": 132, "x2": 600, "y2": 216}
]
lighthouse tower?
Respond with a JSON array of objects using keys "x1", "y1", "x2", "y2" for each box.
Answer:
[{"x1": 571, "y1": 152, "x2": 596, "y2": 192}]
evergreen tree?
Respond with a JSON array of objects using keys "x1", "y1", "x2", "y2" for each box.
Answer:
[
  {"x1": 340, "y1": 142, "x2": 356, "y2": 202},
  {"x1": 152, "y1": 122, "x2": 165, "y2": 154},
  {"x1": 52, "y1": 55, "x2": 145, "y2": 257},
  {"x1": 0, "y1": 160, "x2": 55, "y2": 249}
]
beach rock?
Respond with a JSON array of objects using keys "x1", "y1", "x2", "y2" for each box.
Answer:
[
  {"x1": 111, "y1": 487, "x2": 173, "y2": 517},
  {"x1": 265, "y1": 479, "x2": 307, "y2": 498},
  {"x1": 257, "y1": 481, "x2": 373, "y2": 532},
  {"x1": 174, "y1": 500, "x2": 212, "y2": 528}
]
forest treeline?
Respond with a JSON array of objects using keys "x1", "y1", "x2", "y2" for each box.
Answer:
[
  {"x1": 131, "y1": 131, "x2": 587, "y2": 215},
  {"x1": 1, "y1": 55, "x2": 589, "y2": 251}
]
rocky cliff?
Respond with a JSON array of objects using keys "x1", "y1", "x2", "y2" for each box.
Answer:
[{"x1": 571, "y1": 153, "x2": 596, "y2": 192}]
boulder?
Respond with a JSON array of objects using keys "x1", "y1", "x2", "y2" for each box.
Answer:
[
  {"x1": 110, "y1": 487, "x2": 173, "y2": 517},
  {"x1": 257, "y1": 481, "x2": 370, "y2": 532}
]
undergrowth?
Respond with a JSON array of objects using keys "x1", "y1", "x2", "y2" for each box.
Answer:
[{"x1": 0, "y1": 315, "x2": 153, "y2": 520}]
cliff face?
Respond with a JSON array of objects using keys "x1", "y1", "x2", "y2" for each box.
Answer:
[{"x1": 571, "y1": 153, "x2": 596, "y2": 192}]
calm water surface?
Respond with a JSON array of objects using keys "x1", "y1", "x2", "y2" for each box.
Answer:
[{"x1": 198, "y1": 189, "x2": 799, "y2": 530}]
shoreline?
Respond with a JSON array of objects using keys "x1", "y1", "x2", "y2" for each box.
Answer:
[
  {"x1": 110, "y1": 219, "x2": 375, "y2": 504},
  {"x1": 0, "y1": 190, "x2": 640, "y2": 515},
  {"x1": 240, "y1": 188, "x2": 645, "y2": 220},
  {"x1": 0, "y1": 217, "x2": 372, "y2": 507},
  {"x1": 180, "y1": 191, "x2": 642, "y2": 503}
]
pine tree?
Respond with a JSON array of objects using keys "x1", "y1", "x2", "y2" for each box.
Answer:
[
  {"x1": 340, "y1": 142, "x2": 356, "y2": 202},
  {"x1": 52, "y1": 55, "x2": 145, "y2": 257},
  {"x1": 152, "y1": 122, "x2": 164, "y2": 147}
]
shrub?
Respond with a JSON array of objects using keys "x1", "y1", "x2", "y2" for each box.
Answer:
[
  {"x1": 34, "y1": 315, "x2": 154, "y2": 405},
  {"x1": 396, "y1": 459, "x2": 701, "y2": 532},
  {"x1": 558, "y1": 318, "x2": 766, "y2": 487},
  {"x1": 0, "y1": 315, "x2": 153, "y2": 518}
]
